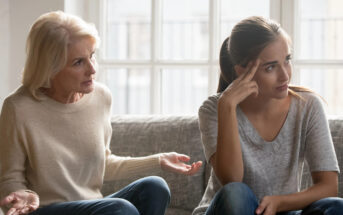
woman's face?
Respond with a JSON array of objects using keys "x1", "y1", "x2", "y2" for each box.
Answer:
[
  {"x1": 51, "y1": 37, "x2": 97, "y2": 97},
  {"x1": 254, "y1": 34, "x2": 292, "y2": 99}
]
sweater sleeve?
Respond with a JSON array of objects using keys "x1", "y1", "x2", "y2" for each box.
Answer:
[
  {"x1": 103, "y1": 149, "x2": 161, "y2": 181},
  {"x1": 0, "y1": 99, "x2": 28, "y2": 199}
]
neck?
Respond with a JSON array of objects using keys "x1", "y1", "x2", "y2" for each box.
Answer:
[
  {"x1": 44, "y1": 88, "x2": 84, "y2": 104},
  {"x1": 239, "y1": 94, "x2": 290, "y2": 114}
]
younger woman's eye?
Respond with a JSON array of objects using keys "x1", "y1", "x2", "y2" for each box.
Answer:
[
  {"x1": 265, "y1": 65, "x2": 275, "y2": 72},
  {"x1": 285, "y1": 56, "x2": 292, "y2": 65}
]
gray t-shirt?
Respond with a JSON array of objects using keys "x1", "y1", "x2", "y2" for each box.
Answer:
[{"x1": 193, "y1": 91, "x2": 339, "y2": 215}]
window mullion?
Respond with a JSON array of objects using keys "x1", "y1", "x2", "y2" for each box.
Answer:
[
  {"x1": 151, "y1": 0, "x2": 162, "y2": 114},
  {"x1": 208, "y1": 0, "x2": 220, "y2": 95},
  {"x1": 280, "y1": 0, "x2": 300, "y2": 85}
]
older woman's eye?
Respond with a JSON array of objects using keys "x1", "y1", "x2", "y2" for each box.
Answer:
[{"x1": 73, "y1": 59, "x2": 83, "y2": 66}]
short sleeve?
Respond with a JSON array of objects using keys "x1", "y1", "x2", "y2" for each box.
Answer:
[
  {"x1": 198, "y1": 95, "x2": 219, "y2": 162},
  {"x1": 304, "y1": 95, "x2": 339, "y2": 173}
]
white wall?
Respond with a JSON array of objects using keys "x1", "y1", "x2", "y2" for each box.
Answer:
[
  {"x1": 0, "y1": 0, "x2": 64, "y2": 108},
  {"x1": 0, "y1": 0, "x2": 10, "y2": 109}
]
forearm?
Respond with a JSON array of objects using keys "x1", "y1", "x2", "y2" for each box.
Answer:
[
  {"x1": 277, "y1": 176, "x2": 338, "y2": 212},
  {"x1": 214, "y1": 105, "x2": 244, "y2": 184}
]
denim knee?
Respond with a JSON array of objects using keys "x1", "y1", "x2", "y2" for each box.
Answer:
[
  {"x1": 100, "y1": 198, "x2": 139, "y2": 215},
  {"x1": 321, "y1": 197, "x2": 343, "y2": 214},
  {"x1": 211, "y1": 182, "x2": 258, "y2": 215},
  {"x1": 139, "y1": 176, "x2": 171, "y2": 201}
]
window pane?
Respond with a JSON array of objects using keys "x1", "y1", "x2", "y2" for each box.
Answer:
[
  {"x1": 162, "y1": 0, "x2": 209, "y2": 60},
  {"x1": 298, "y1": 0, "x2": 343, "y2": 60},
  {"x1": 219, "y1": 0, "x2": 270, "y2": 57},
  {"x1": 298, "y1": 68, "x2": 343, "y2": 115},
  {"x1": 161, "y1": 68, "x2": 208, "y2": 114},
  {"x1": 105, "y1": 0, "x2": 151, "y2": 60},
  {"x1": 99, "y1": 69, "x2": 150, "y2": 114}
]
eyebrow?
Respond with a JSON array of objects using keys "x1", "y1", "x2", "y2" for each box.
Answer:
[
  {"x1": 262, "y1": 61, "x2": 278, "y2": 66},
  {"x1": 261, "y1": 54, "x2": 292, "y2": 67}
]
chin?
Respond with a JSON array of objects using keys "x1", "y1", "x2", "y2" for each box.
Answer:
[{"x1": 82, "y1": 86, "x2": 95, "y2": 94}]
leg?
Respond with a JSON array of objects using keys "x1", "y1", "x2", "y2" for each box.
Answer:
[
  {"x1": 107, "y1": 176, "x2": 171, "y2": 215},
  {"x1": 29, "y1": 198, "x2": 139, "y2": 215},
  {"x1": 301, "y1": 197, "x2": 343, "y2": 215},
  {"x1": 205, "y1": 182, "x2": 259, "y2": 215}
]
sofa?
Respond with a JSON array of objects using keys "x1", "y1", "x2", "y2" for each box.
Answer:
[
  {"x1": 101, "y1": 115, "x2": 343, "y2": 215},
  {"x1": 1, "y1": 115, "x2": 342, "y2": 215}
]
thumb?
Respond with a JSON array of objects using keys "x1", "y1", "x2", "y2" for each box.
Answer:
[{"x1": 0, "y1": 194, "x2": 15, "y2": 206}]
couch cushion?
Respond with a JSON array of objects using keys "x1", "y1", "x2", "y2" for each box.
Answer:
[{"x1": 102, "y1": 115, "x2": 207, "y2": 212}]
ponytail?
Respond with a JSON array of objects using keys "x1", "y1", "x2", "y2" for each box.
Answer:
[{"x1": 217, "y1": 37, "x2": 237, "y2": 93}]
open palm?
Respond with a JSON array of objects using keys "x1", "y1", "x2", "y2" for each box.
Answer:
[
  {"x1": 160, "y1": 152, "x2": 202, "y2": 175},
  {"x1": 0, "y1": 190, "x2": 39, "y2": 215}
]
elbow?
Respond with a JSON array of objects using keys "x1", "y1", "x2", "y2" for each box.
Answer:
[
  {"x1": 218, "y1": 175, "x2": 243, "y2": 186},
  {"x1": 214, "y1": 167, "x2": 243, "y2": 185}
]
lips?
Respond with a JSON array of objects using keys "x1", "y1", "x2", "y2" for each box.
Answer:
[
  {"x1": 82, "y1": 79, "x2": 93, "y2": 85},
  {"x1": 276, "y1": 84, "x2": 288, "y2": 91}
]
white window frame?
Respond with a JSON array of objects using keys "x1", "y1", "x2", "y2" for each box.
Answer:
[
  {"x1": 87, "y1": 0, "x2": 343, "y2": 114},
  {"x1": 277, "y1": 0, "x2": 343, "y2": 85}
]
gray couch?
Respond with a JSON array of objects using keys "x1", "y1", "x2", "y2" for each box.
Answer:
[
  {"x1": 1, "y1": 115, "x2": 342, "y2": 215},
  {"x1": 101, "y1": 115, "x2": 343, "y2": 215}
]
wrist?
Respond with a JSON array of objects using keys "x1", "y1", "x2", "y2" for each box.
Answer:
[{"x1": 23, "y1": 190, "x2": 39, "y2": 198}]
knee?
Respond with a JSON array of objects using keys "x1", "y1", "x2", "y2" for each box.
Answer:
[
  {"x1": 326, "y1": 197, "x2": 343, "y2": 212},
  {"x1": 139, "y1": 176, "x2": 171, "y2": 199},
  {"x1": 106, "y1": 199, "x2": 139, "y2": 215},
  {"x1": 218, "y1": 182, "x2": 255, "y2": 202},
  {"x1": 213, "y1": 182, "x2": 258, "y2": 212}
]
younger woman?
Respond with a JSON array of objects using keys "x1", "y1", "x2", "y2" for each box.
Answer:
[{"x1": 193, "y1": 16, "x2": 343, "y2": 215}]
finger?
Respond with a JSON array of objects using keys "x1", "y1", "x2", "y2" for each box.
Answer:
[
  {"x1": 0, "y1": 195, "x2": 15, "y2": 206},
  {"x1": 235, "y1": 82, "x2": 259, "y2": 101},
  {"x1": 256, "y1": 202, "x2": 267, "y2": 215},
  {"x1": 176, "y1": 154, "x2": 190, "y2": 162},
  {"x1": 7, "y1": 207, "x2": 17, "y2": 215},
  {"x1": 263, "y1": 205, "x2": 275, "y2": 215},
  {"x1": 244, "y1": 59, "x2": 260, "y2": 81}
]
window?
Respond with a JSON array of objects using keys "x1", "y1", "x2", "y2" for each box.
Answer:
[
  {"x1": 96, "y1": 0, "x2": 270, "y2": 114},
  {"x1": 93, "y1": 0, "x2": 342, "y2": 115},
  {"x1": 293, "y1": 0, "x2": 343, "y2": 115}
]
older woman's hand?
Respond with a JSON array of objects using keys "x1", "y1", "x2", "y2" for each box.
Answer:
[
  {"x1": 159, "y1": 152, "x2": 202, "y2": 175},
  {"x1": 0, "y1": 190, "x2": 39, "y2": 215}
]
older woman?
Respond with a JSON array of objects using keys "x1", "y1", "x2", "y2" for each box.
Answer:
[{"x1": 0, "y1": 11, "x2": 202, "y2": 215}]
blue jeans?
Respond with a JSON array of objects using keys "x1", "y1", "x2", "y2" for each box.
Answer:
[
  {"x1": 205, "y1": 182, "x2": 343, "y2": 215},
  {"x1": 29, "y1": 176, "x2": 170, "y2": 215}
]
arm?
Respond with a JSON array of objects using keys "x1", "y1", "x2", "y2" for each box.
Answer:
[
  {"x1": 0, "y1": 99, "x2": 40, "y2": 214},
  {"x1": 256, "y1": 94, "x2": 339, "y2": 215},
  {"x1": 256, "y1": 171, "x2": 338, "y2": 215},
  {"x1": 211, "y1": 60, "x2": 260, "y2": 184}
]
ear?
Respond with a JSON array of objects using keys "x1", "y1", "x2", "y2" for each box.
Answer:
[{"x1": 234, "y1": 65, "x2": 245, "y2": 77}]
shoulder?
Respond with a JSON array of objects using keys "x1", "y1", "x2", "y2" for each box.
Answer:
[
  {"x1": 198, "y1": 93, "x2": 221, "y2": 120},
  {"x1": 93, "y1": 82, "x2": 112, "y2": 105},
  {"x1": 292, "y1": 90, "x2": 325, "y2": 111},
  {"x1": 2, "y1": 86, "x2": 36, "y2": 110}
]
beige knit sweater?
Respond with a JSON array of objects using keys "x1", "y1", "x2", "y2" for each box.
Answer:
[{"x1": 0, "y1": 82, "x2": 161, "y2": 207}]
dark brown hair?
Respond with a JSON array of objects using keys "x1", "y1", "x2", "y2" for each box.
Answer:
[{"x1": 218, "y1": 16, "x2": 286, "y2": 93}]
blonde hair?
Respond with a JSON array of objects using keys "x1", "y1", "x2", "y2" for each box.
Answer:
[{"x1": 22, "y1": 11, "x2": 100, "y2": 100}]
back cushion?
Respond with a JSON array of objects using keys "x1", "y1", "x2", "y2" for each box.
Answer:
[{"x1": 101, "y1": 115, "x2": 207, "y2": 211}]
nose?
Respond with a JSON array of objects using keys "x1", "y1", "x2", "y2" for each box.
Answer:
[
  {"x1": 278, "y1": 65, "x2": 289, "y2": 82},
  {"x1": 87, "y1": 59, "x2": 97, "y2": 75}
]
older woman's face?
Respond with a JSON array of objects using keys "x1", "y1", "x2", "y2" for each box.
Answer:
[{"x1": 51, "y1": 37, "x2": 97, "y2": 96}]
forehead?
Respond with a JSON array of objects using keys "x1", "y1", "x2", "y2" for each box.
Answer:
[
  {"x1": 67, "y1": 37, "x2": 96, "y2": 58},
  {"x1": 258, "y1": 35, "x2": 290, "y2": 61}
]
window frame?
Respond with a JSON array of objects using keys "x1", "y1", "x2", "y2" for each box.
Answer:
[{"x1": 89, "y1": 0, "x2": 343, "y2": 115}]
